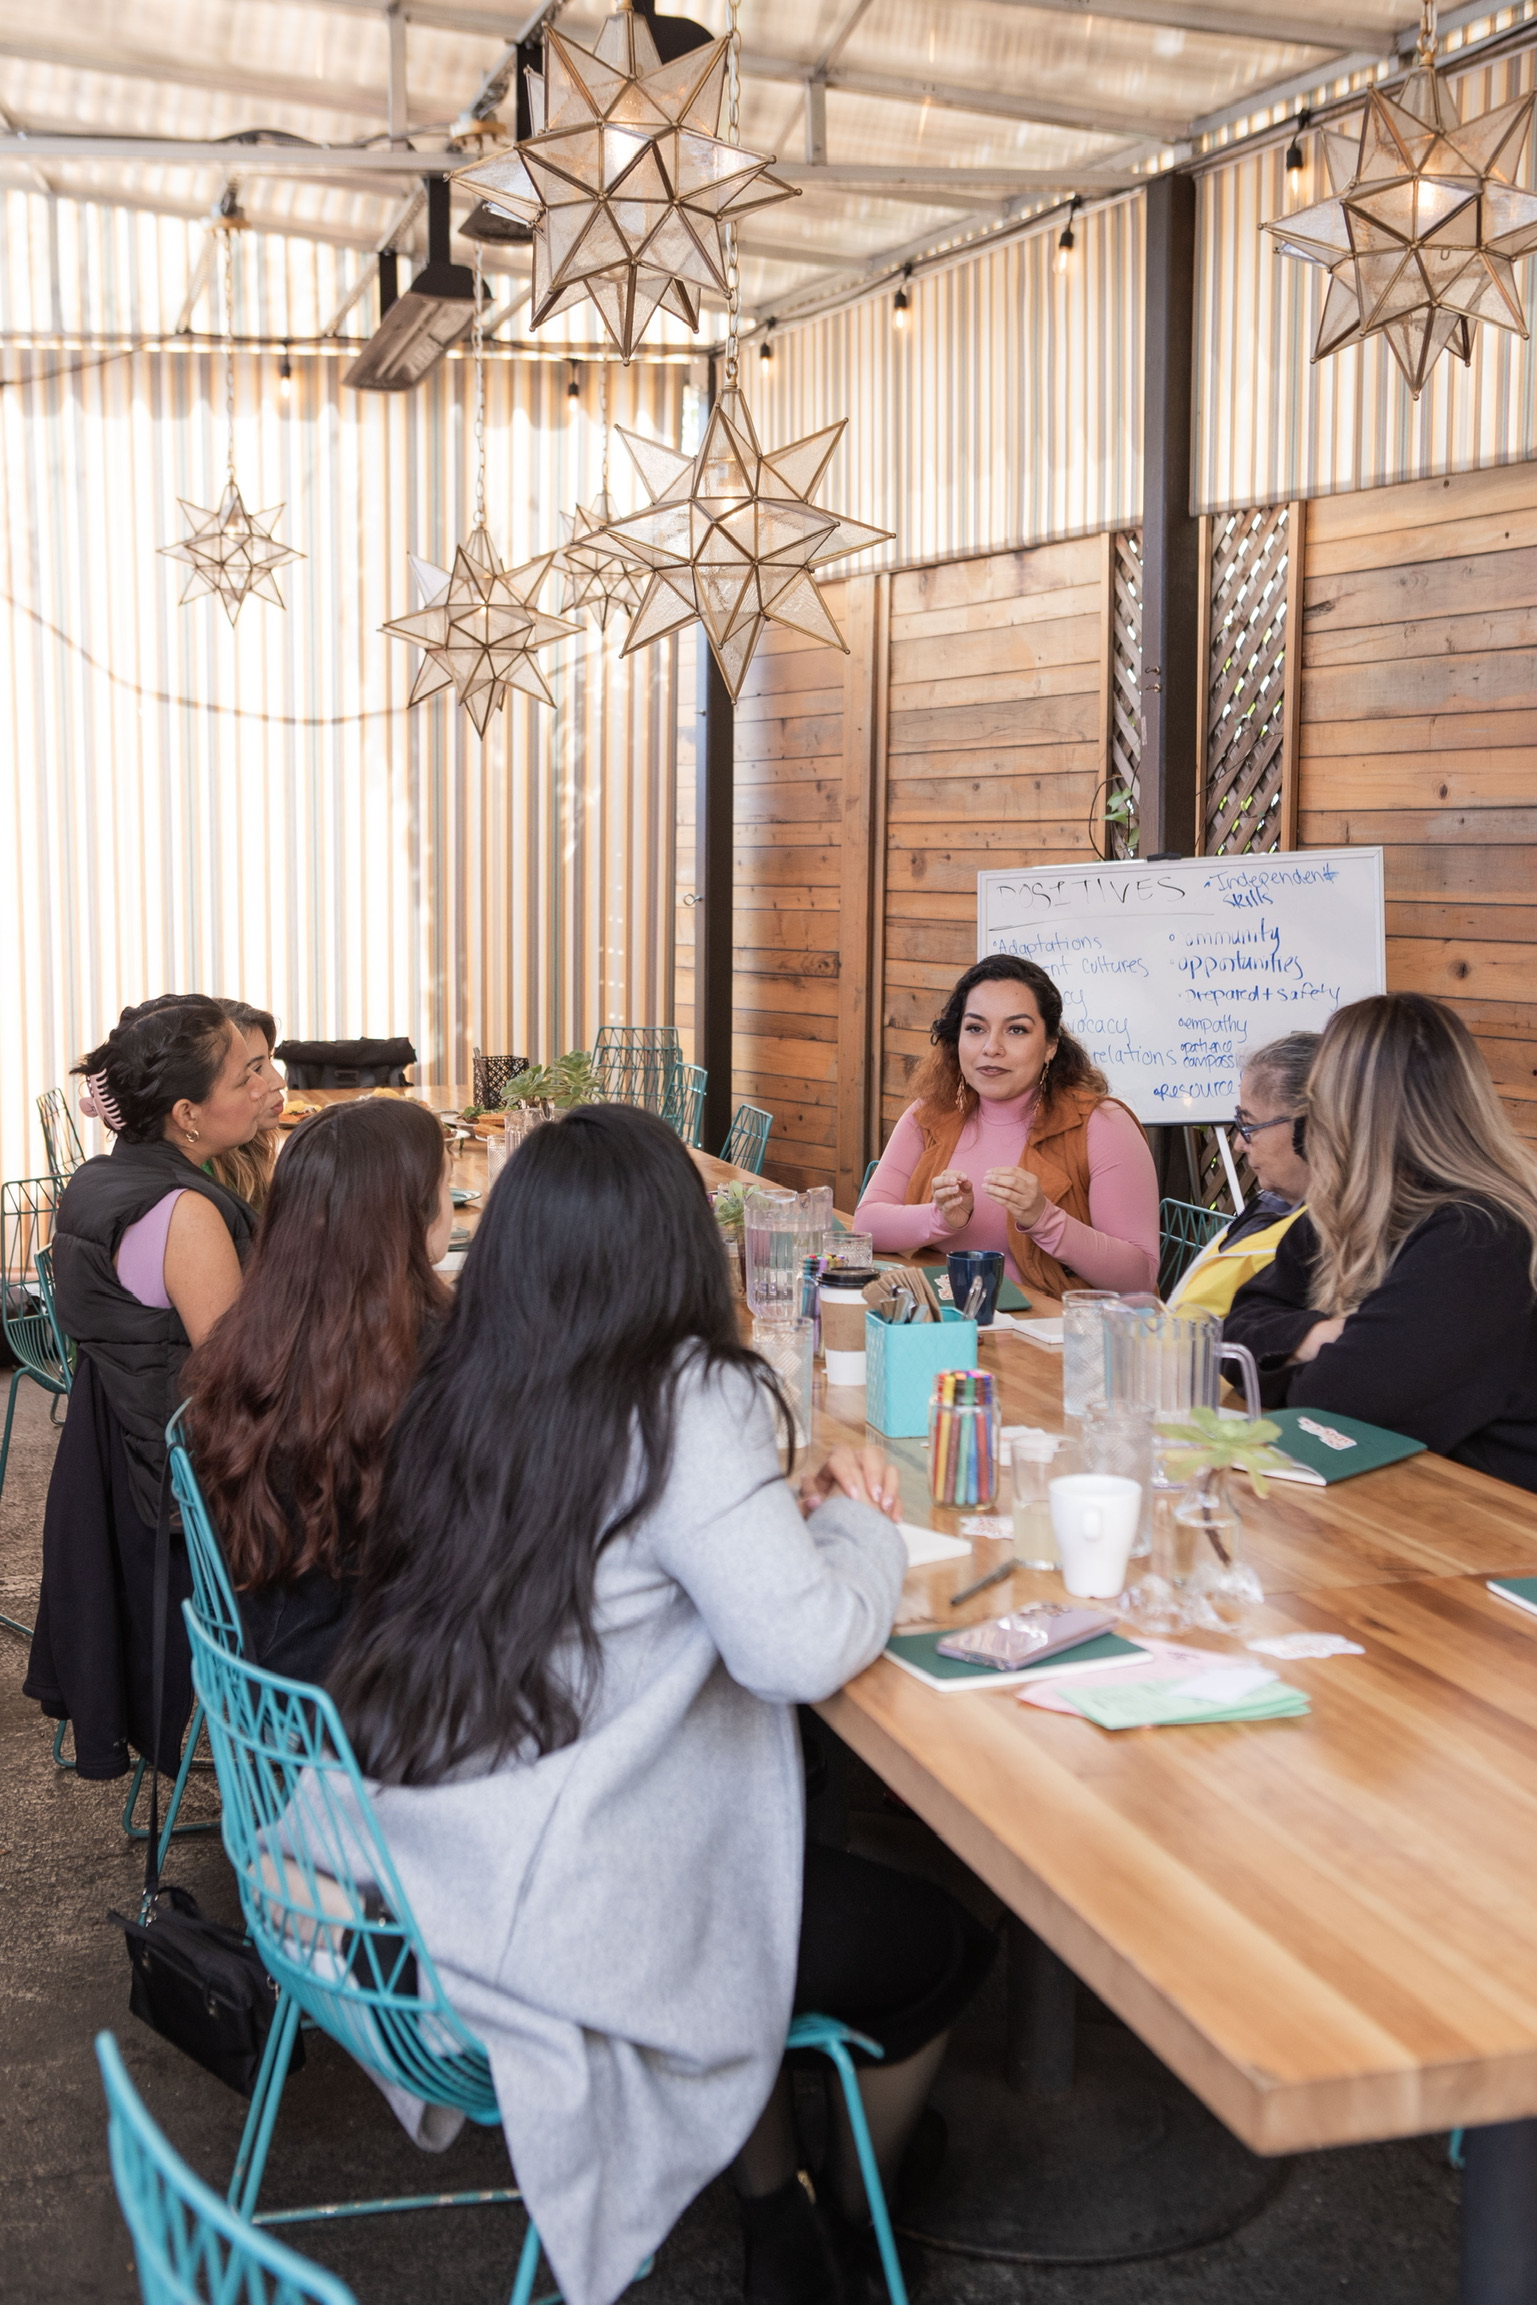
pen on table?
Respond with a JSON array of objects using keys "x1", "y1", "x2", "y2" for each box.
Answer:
[{"x1": 950, "y1": 1557, "x2": 1022, "y2": 1607}]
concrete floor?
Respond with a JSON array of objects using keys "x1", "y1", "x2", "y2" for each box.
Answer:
[{"x1": 0, "y1": 1373, "x2": 1463, "y2": 2303}]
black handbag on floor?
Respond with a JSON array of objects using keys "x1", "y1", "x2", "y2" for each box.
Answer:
[{"x1": 108, "y1": 1471, "x2": 302, "y2": 2098}]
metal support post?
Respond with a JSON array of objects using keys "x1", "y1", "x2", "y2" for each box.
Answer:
[{"x1": 1140, "y1": 171, "x2": 1201, "y2": 859}]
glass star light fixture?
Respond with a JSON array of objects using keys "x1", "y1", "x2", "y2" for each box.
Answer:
[
  {"x1": 383, "y1": 259, "x2": 578, "y2": 735},
  {"x1": 1263, "y1": 0, "x2": 1537, "y2": 396},
  {"x1": 560, "y1": 361, "x2": 647, "y2": 629},
  {"x1": 451, "y1": 1, "x2": 796, "y2": 360},
  {"x1": 160, "y1": 215, "x2": 302, "y2": 620}
]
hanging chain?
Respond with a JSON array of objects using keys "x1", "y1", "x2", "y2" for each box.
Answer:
[
  {"x1": 724, "y1": 0, "x2": 741, "y2": 391},
  {"x1": 599, "y1": 355, "x2": 610, "y2": 499},
  {"x1": 472, "y1": 244, "x2": 487, "y2": 531},
  {"x1": 221, "y1": 224, "x2": 237, "y2": 485},
  {"x1": 1417, "y1": 0, "x2": 1437, "y2": 62}
]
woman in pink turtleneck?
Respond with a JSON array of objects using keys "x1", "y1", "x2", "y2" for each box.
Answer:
[{"x1": 855, "y1": 957, "x2": 1159, "y2": 1295}]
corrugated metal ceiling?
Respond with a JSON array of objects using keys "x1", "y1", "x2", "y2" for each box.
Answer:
[{"x1": 4, "y1": 0, "x2": 1529, "y2": 344}]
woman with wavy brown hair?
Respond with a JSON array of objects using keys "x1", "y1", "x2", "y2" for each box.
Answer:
[
  {"x1": 208, "y1": 998, "x2": 286, "y2": 1211},
  {"x1": 855, "y1": 955, "x2": 1158, "y2": 1295},
  {"x1": 181, "y1": 1097, "x2": 453, "y2": 1680},
  {"x1": 1225, "y1": 993, "x2": 1537, "y2": 1491}
]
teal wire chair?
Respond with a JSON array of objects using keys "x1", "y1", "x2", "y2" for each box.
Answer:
[
  {"x1": 186, "y1": 1611, "x2": 910, "y2": 2304},
  {"x1": 592, "y1": 1026, "x2": 683, "y2": 1118},
  {"x1": 720, "y1": 1105, "x2": 772, "y2": 1175},
  {"x1": 0, "y1": 1178, "x2": 72, "y2": 1639},
  {"x1": 1157, "y1": 1196, "x2": 1229, "y2": 1298},
  {"x1": 662, "y1": 1063, "x2": 707, "y2": 1149},
  {"x1": 858, "y1": 1158, "x2": 879, "y2": 1199},
  {"x1": 96, "y1": 2031, "x2": 360, "y2": 2305},
  {"x1": 36, "y1": 1088, "x2": 86, "y2": 1182}
]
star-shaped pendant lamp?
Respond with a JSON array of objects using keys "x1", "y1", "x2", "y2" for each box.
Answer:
[
  {"x1": 559, "y1": 362, "x2": 646, "y2": 628},
  {"x1": 572, "y1": 388, "x2": 893, "y2": 698},
  {"x1": 1263, "y1": 0, "x2": 1537, "y2": 396},
  {"x1": 383, "y1": 255, "x2": 578, "y2": 735},
  {"x1": 383, "y1": 530, "x2": 578, "y2": 735},
  {"x1": 451, "y1": 2, "x2": 795, "y2": 360},
  {"x1": 160, "y1": 209, "x2": 302, "y2": 620}
]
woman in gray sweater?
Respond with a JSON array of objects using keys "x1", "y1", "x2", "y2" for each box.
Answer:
[{"x1": 330, "y1": 1105, "x2": 991, "y2": 2305}]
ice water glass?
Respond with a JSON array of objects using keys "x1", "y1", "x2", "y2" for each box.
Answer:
[
  {"x1": 1008, "y1": 1432, "x2": 1061, "y2": 1569},
  {"x1": 1061, "y1": 1289, "x2": 1119, "y2": 1419},
  {"x1": 1080, "y1": 1402, "x2": 1154, "y2": 1559},
  {"x1": 753, "y1": 1316, "x2": 815, "y2": 1448}
]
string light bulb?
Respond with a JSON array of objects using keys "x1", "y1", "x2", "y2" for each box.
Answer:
[
  {"x1": 892, "y1": 264, "x2": 912, "y2": 327},
  {"x1": 1055, "y1": 195, "x2": 1080, "y2": 278},
  {"x1": 1284, "y1": 108, "x2": 1310, "y2": 174},
  {"x1": 759, "y1": 329, "x2": 773, "y2": 363},
  {"x1": 279, "y1": 347, "x2": 292, "y2": 399},
  {"x1": 567, "y1": 360, "x2": 581, "y2": 402}
]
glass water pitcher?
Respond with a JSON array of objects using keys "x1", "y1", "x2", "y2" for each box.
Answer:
[{"x1": 744, "y1": 1186, "x2": 834, "y2": 1321}]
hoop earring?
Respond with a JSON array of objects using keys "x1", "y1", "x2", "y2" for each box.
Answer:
[{"x1": 183, "y1": 1127, "x2": 200, "y2": 1145}]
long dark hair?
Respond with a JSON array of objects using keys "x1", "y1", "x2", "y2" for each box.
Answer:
[
  {"x1": 330, "y1": 1103, "x2": 788, "y2": 1787},
  {"x1": 181, "y1": 1099, "x2": 450, "y2": 1589},
  {"x1": 910, "y1": 956, "x2": 1106, "y2": 1125},
  {"x1": 75, "y1": 995, "x2": 236, "y2": 1143}
]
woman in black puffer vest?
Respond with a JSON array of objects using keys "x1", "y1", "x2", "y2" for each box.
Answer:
[{"x1": 25, "y1": 997, "x2": 268, "y2": 1778}]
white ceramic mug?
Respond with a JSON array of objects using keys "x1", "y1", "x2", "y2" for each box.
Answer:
[{"x1": 1049, "y1": 1473, "x2": 1142, "y2": 1600}]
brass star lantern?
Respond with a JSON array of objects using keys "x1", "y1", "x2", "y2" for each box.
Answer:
[
  {"x1": 161, "y1": 212, "x2": 302, "y2": 620},
  {"x1": 383, "y1": 259, "x2": 578, "y2": 735},
  {"x1": 559, "y1": 362, "x2": 647, "y2": 628},
  {"x1": 450, "y1": 0, "x2": 796, "y2": 360},
  {"x1": 1263, "y1": 0, "x2": 1537, "y2": 396},
  {"x1": 564, "y1": 4, "x2": 892, "y2": 698}
]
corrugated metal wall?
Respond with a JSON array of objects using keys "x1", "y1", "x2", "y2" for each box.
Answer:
[
  {"x1": 1194, "y1": 47, "x2": 1537, "y2": 513},
  {"x1": 0, "y1": 193, "x2": 684, "y2": 1181},
  {"x1": 748, "y1": 194, "x2": 1145, "y2": 566}
]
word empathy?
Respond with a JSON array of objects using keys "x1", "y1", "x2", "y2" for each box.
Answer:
[
  {"x1": 573, "y1": 388, "x2": 893, "y2": 698},
  {"x1": 1264, "y1": 51, "x2": 1537, "y2": 396},
  {"x1": 383, "y1": 529, "x2": 578, "y2": 735},
  {"x1": 453, "y1": 8, "x2": 795, "y2": 361},
  {"x1": 160, "y1": 482, "x2": 302, "y2": 624}
]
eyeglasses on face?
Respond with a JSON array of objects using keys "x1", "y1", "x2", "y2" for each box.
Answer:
[{"x1": 1231, "y1": 1112, "x2": 1299, "y2": 1145}]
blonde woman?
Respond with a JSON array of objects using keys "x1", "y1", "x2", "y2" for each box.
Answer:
[
  {"x1": 1224, "y1": 994, "x2": 1537, "y2": 1490},
  {"x1": 210, "y1": 999, "x2": 285, "y2": 1210}
]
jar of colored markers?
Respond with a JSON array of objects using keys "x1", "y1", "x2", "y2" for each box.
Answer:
[{"x1": 928, "y1": 1369, "x2": 1000, "y2": 1508}]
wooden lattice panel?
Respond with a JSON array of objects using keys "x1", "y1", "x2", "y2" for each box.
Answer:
[
  {"x1": 1203, "y1": 506, "x2": 1291, "y2": 856},
  {"x1": 1106, "y1": 529, "x2": 1142, "y2": 859}
]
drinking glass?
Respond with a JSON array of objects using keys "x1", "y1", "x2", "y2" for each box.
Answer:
[
  {"x1": 1061, "y1": 1289, "x2": 1119, "y2": 1419},
  {"x1": 826, "y1": 1232, "x2": 874, "y2": 1276},
  {"x1": 1007, "y1": 1432, "x2": 1061, "y2": 1569},
  {"x1": 753, "y1": 1316, "x2": 815, "y2": 1447},
  {"x1": 485, "y1": 1119, "x2": 510, "y2": 1188},
  {"x1": 1080, "y1": 1402, "x2": 1154, "y2": 1559}
]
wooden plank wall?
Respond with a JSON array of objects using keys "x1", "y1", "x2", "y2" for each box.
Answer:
[
  {"x1": 1297, "y1": 460, "x2": 1537, "y2": 1144},
  {"x1": 878, "y1": 539, "x2": 1107, "y2": 1136}
]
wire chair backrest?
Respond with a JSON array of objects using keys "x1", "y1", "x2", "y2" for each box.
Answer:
[
  {"x1": 96, "y1": 2031, "x2": 359, "y2": 2305},
  {"x1": 663, "y1": 1062, "x2": 707, "y2": 1149},
  {"x1": 1158, "y1": 1197, "x2": 1230, "y2": 1297},
  {"x1": 1, "y1": 1178, "x2": 70, "y2": 1393},
  {"x1": 31, "y1": 1244, "x2": 74, "y2": 1389},
  {"x1": 165, "y1": 1413, "x2": 243, "y2": 1656},
  {"x1": 592, "y1": 1025, "x2": 683, "y2": 1117},
  {"x1": 185, "y1": 1608, "x2": 495, "y2": 2117},
  {"x1": 721, "y1": 1104, "x2": 772, "y2": 1176},
  {"x1": 471, "y1": 1050, "x2": 530, "y2": 1109},
  {"x1": 37, "y1": 1088, "x2": 86, "y2": 1181}
]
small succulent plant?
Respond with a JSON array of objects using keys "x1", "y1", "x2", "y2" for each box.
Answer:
[
  {"x1": 1159, "y1": 1406, "x2": 1292, "y2": 1497},
  {"x1": 500, "y1": 1051, "x2": 601, "y2": 1112}
]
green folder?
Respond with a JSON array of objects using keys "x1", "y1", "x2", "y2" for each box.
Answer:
[
  {"x1": 1488, "y1": 1575, "x2": 1537, "y2": 1623},
  {"x1": 1262, "y1": 1406, "x2": 1426, "y2": 1486},
  {"x1": 1058, "y1": 1680, "x2": 1309, "y2": 1731},
  {"x1": 885, "y1": 1628, "x2": 1142, "y2": 1694}
]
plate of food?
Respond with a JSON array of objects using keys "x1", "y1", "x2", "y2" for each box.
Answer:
[{"x1": 278, "y1": 1096, "x2": 322, "y2": 1130}]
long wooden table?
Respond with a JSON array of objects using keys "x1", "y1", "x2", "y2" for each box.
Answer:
[{"x1": 316, "y1": 1095, "x2": 1537, "y2": 2280}]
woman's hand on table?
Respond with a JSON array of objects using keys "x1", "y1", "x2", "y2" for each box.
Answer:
[
  {"x1": 931, "y1": 1169, "x2": 974, "y2": 1232},
  {"x1": 1291, "y1": 1315, "x2": 1346, "y2": 1364},
  {"x1": 984, "y1": 1163, "x2": 1047, "y2": 1229},
  {"x1": 800, "y1": 1445, "x2": 903, "y2": 1523}
]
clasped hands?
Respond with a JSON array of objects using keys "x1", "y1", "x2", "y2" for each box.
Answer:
[{"x1": 932, "y1": 1163, "x2": 1046, "y2": 1233}]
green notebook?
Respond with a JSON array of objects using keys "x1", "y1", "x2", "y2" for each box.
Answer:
[
  {"x1": 1260, "y1": 1407, "x2": 1426, "y2": 1487},
  {"x1": 1488, "y1": 1576, "x2": 1537, "y2": 1623},
  {"x1": 1059, "y1": 1679, "x2": 1309, "y2": 1731},
  {"x1": 885, "y1": 1628, "x2": 1143, "y2": 1694}
]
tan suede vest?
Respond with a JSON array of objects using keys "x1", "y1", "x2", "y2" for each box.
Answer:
[{"x1": 905, "y1": 1084, "x2": 1137, "y2": 1300}]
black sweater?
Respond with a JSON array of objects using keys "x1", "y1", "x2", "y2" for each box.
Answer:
[{"x1": 1223, "y1": 1201, "x2": 1537, "y2": 1494}]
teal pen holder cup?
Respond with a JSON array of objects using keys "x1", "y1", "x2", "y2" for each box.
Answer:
[{"x1": 864, "y1": 1308, "x2": 979, "y2": 1437}]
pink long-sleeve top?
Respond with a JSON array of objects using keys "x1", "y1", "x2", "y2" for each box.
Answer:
[{"x1": 855, "y1": 1090, "x2": 1159, "y2": 1293}]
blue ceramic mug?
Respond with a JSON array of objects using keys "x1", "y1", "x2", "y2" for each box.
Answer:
[{"x1": 946, "y1": 1248, "x2": 1005, "y2": 1328}]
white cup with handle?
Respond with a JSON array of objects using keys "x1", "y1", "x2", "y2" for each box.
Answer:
[{"x1": 1049, "y1": 1474, "x2": 1142, "y2": 1600}]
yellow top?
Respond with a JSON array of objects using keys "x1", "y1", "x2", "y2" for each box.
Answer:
[{"x1": 1167, "y1": 1205, "x2": 1306, "y2": 1320}]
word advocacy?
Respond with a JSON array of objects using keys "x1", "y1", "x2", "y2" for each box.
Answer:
[{"x1": 976, "y1": 850, "x2": 1386, "y2": 1124}]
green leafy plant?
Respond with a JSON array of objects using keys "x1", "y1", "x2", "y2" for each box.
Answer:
[
  {"x1": 1158, "y1": 1406, "x2": 1291, "y2": 1497},
  {"x1": 500, "y1": 1050, "x2": 601, "y2": 1112},
  {"x1": 712, "y1": 1183, "x2": 746, "y2": 1235}
]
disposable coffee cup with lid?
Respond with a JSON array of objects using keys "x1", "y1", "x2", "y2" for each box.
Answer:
[{"x1": 821, "y1": 1272, "x2": 875, "y2": 1387}]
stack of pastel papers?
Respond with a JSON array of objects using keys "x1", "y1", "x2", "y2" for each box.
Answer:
[{"x1": 1022, "y1": 1652, "x2": 1309, "y2": 1729}]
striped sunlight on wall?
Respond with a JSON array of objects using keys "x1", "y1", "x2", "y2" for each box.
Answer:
[{"x1": 0, "y1": 194, "x2": 686, "y2": 1181}]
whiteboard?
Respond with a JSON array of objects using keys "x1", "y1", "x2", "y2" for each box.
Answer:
[{"x1": 976, "y1": 850, "x2": 1386, "y2": 1125}]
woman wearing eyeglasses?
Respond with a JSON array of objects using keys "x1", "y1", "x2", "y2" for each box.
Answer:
[
  {"x1": 1168, "y1": 1033, "x2": 1318, "y2": 1317},
  {"x1": 1223, "y1": 995, "x2": 1537, "y2": 1493}
]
